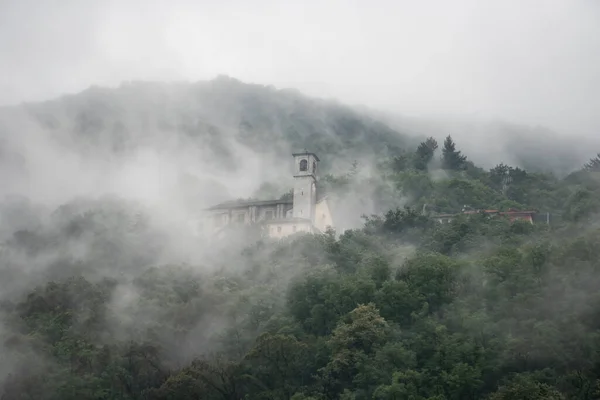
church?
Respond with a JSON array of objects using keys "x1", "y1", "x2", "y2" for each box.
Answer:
[{"x1": 202, "y1": 152, "x2": 334, "y2": 239}]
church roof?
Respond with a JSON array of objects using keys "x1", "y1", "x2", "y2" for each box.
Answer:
[
  {"x1": 292, "y1": 151, "x2": 320, "y2": 162},
  {"x1": 207, "y1": 187, "x2": 328, "y2": 212},
  {"x1": 206, "y1": 198, "x2": 292, "y2": 211}
]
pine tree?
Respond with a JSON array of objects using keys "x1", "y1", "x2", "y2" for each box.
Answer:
[
  {"x1": 441, "y1": 135, "x2": 467, "y2": 170},
  {"x1": 584, "y1": 153, "x2": 600, "y2": 171},
  {"x1": 414, "y1": 137, "x2": 438, "y2": 170}
]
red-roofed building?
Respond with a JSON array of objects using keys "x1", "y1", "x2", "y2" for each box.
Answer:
[
  {"x1": 499, "y1": 209, "x2": 536, "y2": 223},
  {"x1": 434, "y1": 208, "x2": 537, "y2": 224}
]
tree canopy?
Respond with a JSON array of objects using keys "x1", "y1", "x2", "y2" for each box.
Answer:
[{"x1": 2, "y1": 80, "x2": 600, "y2": 399}]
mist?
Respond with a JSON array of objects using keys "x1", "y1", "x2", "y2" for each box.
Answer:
[
  {"x1": 2, "y1": 1, "x2": 600, "y2": 398},
  {"x1": 2, "y1": 0, "x2": 599, "y2": 137}
]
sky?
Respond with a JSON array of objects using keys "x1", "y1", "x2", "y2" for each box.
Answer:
[{"x1": 1, "y1": 0, "x2": 599, "y2": 136}]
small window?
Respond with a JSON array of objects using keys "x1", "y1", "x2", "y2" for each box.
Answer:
[
  {"x1": 265, "y1": 211, "x2": 273, "y2": 220},
  {"x1": 292, "y1": 226, "x2": 296, "y2": 232},
  {"x1": 299, "y1": 159, "x2": 308, "y2": 171},
  {"x1": 237, "y1": 214, "x2": 245, "y2": 223},
  {"x1": 312, "y1": 161, "x2": 316, "y2": 173},
  {"x1": 277, "y1": 226, "x2": 282, "y2": 233}
]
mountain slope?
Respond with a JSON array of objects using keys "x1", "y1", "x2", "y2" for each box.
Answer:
[
  {"x1": 0, "y1": 76, "x2": 422, "y2": 218},
  {"x1": 3, "y1": 76, "x2": 413, "y2": 170}
]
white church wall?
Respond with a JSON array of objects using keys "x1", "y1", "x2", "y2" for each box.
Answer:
[
  {"x1": 315, "y1": 199, "x2": 334, "y2": 232},
  {"x1": 267, "y1": 221, "x2": 313, "y2": 238},
  {"x1": 200, "y1": 152, "x2": 333, "y2": 239}
]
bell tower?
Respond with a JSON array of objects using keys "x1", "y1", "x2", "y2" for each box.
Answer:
[{"x1": 292, "y1": 151, "x2": 319, "y2": 222}]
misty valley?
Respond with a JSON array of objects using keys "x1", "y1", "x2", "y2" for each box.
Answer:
[{"x1": 2, "y1": 77, "x2": 600, "y2": 400}]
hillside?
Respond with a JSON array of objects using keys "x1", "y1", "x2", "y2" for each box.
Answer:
[
  {"x1": 1, "y1": 76, "x2": 414, "y2": 171},
  {"x1": 0, "y1": 77, "x2": 422, "y2": 228},
  {"x1": 3, "y1": 76, "x2": 593, "y2": 180},
  {"x1": 369, "y1": 111, "x2": 600, "y2": 177},
  {"x1": 1, "y1": 76, "x2": 595, "y2": 230},
  {"x1": 1, "y1": 78, "x2": 600, "y2": 399}
]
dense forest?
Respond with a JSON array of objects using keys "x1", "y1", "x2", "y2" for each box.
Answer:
[{"x1": 2, "y1": 79, "x2": 600, "y2": 399}]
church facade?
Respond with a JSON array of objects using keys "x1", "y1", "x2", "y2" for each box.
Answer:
[{"x1": 202, "y1": 152, "x2": 334, "y2": 239}]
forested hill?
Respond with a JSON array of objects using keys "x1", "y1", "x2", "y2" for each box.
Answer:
[
  {"x1": 2, "y1": 75, "x2": 593, "y2": 178},
  {"x1": 2, "y1": 78, "x2": 600, "y2": 399},
  {"x1": 0, "y1": 76, "x2": 414, "y2": 173},
  {"x1": 0, "y1": 76, "x2": 419, "y2": 221},
  {"x1": 376, "y1": 114, "x2": 600, "y2": 177}
]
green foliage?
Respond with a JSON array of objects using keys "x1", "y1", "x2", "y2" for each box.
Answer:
[
  {"x1": 4, "y1": 89, "x2": 600, "y2": 399},
  {"x1": 397, "y1": 253, "x2": 461, "y2": 313},
  {"x1": 442, "y1": 135, "x2": 467, "y2": 170},
  {"x1": 488, "y1": 374, "x2": 565, "y2": 400},
  {"x1": 564, "y1": 188, "x2": 600, "y2": 222},
  {"x1": 414, "y1": 137, "x2": 439, "y2": 170}
]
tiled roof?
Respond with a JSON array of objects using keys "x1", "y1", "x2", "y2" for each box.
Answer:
[
  {"x1": 434, "y1": 209, "x2": 536, "y2": 218},
  {"x1": 206, "y1": 198, "x2": 292, "y2": 211},
  {"x1": 207, "y1": 188, "x2": 329, "y2": 211}
]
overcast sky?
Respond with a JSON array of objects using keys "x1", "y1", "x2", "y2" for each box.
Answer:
[{"x1": 1, "y1": 0, "x2": 599, "y2": 135}]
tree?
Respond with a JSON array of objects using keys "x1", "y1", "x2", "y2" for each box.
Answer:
[
  {"x1": 329, "y1": 304, "x2": 389, "y2": 355},
  {"x1": 373, "y1": 369, "x2": 444, "y2": 400},
  {"x1": 488, "y1": 375, "x2": 564, "y2": 400},
  {"x1": 442, "y1": 135, "x2": 467, "y2": 170},
  {"x1": 145, "y1": 357, "x2": 245, "y2": 400},
  {"x1": 584, "y1": 153, "x2": 600, "y2": 171},
  {"x1": 374, "y1": 280, "x2": 419, "y2": 326},
  {"x1": 320, "y1": 304, "x2": 391, "y2": 397},
  {"x1": 396, "y1": 253, "x2": 460, "y2": 313},
  {"x1": 244, "y1": 333, "x2": 311, "y2": 400},
  {"x1": 489, "y1": 164, "x2": 527, "y2": 187},
  {"x1": 414, "y1": 137, "x2": 439, "y2": 170}
]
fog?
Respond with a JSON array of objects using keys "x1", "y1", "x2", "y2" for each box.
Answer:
[
  {"x1": 1, "y1": 0, "x2": 599, "y2": 137},
  {"x1": 2, "y1": 3, "x2": 600, "y2": 395},
  {"x1": 0, "y1": 0, "x2": 598, "y2": 290}
]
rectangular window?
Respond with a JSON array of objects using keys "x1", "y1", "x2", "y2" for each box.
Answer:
[
  {"x1": 277, "y1": 226, "x2": 282, "y2": 233},
  {"x1": 292, "y1": 226, "x2": 296, "y2": 232},
  {"x1": 265, "y1": 210, "x2": 274, "y2": 220},
  {"x1": 237, "y1": 213, "x2": 245, "y2": 223}
]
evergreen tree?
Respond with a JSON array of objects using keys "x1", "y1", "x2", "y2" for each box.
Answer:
[
  {"x1": 414, "y1": 137, "x2": 438, "y2": 170},
  {"x1": 490, "y1": 163, "x2": 527, "y2": 187},
  {"x1": 441, "y1": 135, "x2": 467, "y2": 170},
  {"x1": 584, "y1": 153, "x2": 600, "y2": 171}
]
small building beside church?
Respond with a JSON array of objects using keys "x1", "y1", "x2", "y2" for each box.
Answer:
[{"x1": 201, "y1": 152, "x2": 334, "y2": 239}]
